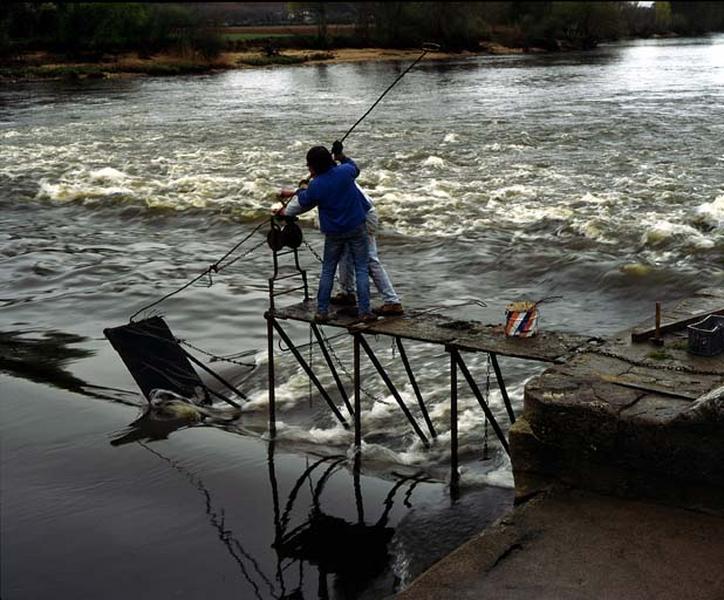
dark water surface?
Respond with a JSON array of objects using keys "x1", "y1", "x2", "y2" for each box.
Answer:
[{"x1": 1, "y1": 36, "x2": 723, "y2": 598}]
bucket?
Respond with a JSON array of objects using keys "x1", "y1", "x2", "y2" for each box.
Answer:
[
  {"x1": 687, "y1": 314, "x2": 724, "y2": 356},
  {"x1": 504, "y1": 301, "x2": 539, "y2": 338}
]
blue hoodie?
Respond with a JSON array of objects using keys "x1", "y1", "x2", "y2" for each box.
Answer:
[{"x1": 287, "y1": 158, "x2": 369, "y2": 235}]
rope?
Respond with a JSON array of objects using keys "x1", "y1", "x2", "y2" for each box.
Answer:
[{"x1": 130, "y1": 219, "x2": 268, "y2": 322}]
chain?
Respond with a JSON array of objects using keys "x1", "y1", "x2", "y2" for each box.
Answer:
[
  {"x1": 483, "y1": 353, "x2": 491, "y2": 460},
  {"x1": 302, "y1": 239, "x2": 324, "y2": 264},
  {"x1": 177, "y1": 339, "x2": 256, "y2": 368},
  {"x1": 318, "y1": 326, "x2": 389, "y2": 405},
  {"x1": 583, "y1": 346, "x2": 723, "y2": 377},
  {"x1": 302, "y1": 239, "x2": 344, "y2": 286}
]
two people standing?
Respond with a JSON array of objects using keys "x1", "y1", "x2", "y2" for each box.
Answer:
[{"x1": 277, "y1": 141, "x2": 402, "y2": 323}]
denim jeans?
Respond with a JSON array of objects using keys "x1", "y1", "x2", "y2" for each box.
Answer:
[
  {"x1": 339, "y1": 209, "x2": 400, "y2": 305},
  {"x1": 318, "y1": 223, "x2": 370, "y2": 315}
]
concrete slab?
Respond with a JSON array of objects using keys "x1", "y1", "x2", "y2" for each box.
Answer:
[
  {"x1": 397, "y1": 488, "x2": 724, "y2": 600},
  {"x1": 513, "y1": 289, "x2": 724, "y2": 512}
]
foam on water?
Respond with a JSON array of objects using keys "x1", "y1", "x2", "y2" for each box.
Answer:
[
  {"x1": 422, "y1": 156, "x2": 445, "y2": 168},
  {"x1": 695, "y1": 194, "x2": 724, "y2": 229},
  {"x1": 89, "y1": 167, "x2": 129, "y2": 183},
  {"x1": 642, "y1": 219, "x2": 708, "y2": 247}
]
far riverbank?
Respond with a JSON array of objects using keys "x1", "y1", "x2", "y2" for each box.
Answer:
[{"x1": 0, "y1": 44, "x2": 535, "y2": 83}]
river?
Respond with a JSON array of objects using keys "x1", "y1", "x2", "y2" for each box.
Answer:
[{"x1": 1, "y1": 36, "x2": 723, "y2": 599}]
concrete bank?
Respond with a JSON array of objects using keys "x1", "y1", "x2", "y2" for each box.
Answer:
[
  {"x1": 400, "y1": 288, "x2": 724, "y2": 599},
  {"x1": 398, "y1": 487, "x2": 724, "y2": 600}
]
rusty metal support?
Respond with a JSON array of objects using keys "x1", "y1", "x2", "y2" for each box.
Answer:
[
  {"x1": 354, "y1": 333, "x2": 362, "y2": 450},
  {"x1": 452, "y1": 349, "x2": 510, "y2": 455},
  {"x1": 179, "y1": 347, "x2": 243, "y2": 409},
  {"x1": 271, "y1": 320, "x2": 349, "y2": 429},
  {"x1": 311, "y1": 323, "x2": 353, "y2": 417},
  {"x1": 357, "y1": 334, "x2": 430, "y2": 448},
  {"x1": 266, "y1": 313, "x2": 276, "y2": 437},
  {"x1": 396, "y1": 337, "x2": 437, "y2": 439},
  {"x1": 489, "y1": 352, "x2": 515, "y2": 424},
  {"x1": 449, "y1": 347, "x2": 459, "y2": 494}
]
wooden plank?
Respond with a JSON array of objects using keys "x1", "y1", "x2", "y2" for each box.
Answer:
[
  {"x1": 272, "y1": 302, "x2": 598, "y2": 363},
  {"x1": 631, "y1": 307, "x2": 724, "y2": 343}
]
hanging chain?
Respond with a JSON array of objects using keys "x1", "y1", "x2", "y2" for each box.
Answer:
[
  {"x1": 302, "y1": 238, "x2": 345, "y2": 286},
  {"x1": 177, "y1": 339, "x2": 256, "y2": 368},
  {"x1": 583, "y1": 346, "x2": 723, "y2": 377},
  {"x1": 318, "y1": 326, "x2": 390, "y2": 405},
  {"x1": 302, "y1": 239, "x2": 324, "y2": 264},
  {"x1": 483, "y1": 353, "x2": 491, "y2": 460}
]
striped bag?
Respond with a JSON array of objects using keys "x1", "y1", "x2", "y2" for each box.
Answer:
[{"x1": 504, "y1": 301, "x2": 539, "y2": 338}]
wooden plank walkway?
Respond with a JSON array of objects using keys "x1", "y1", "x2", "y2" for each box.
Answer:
[{"x1": 271, "y1": 300, "x2": 600, "y2": 364}]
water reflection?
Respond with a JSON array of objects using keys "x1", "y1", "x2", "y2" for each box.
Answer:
[
  {"x1": 0, "y1": 328, "x2": 136, "y2": 404},
  {"x1": 128, "y1": 435, "x2": 426, "y2": 599},
  {"x1": 273, "y1": 452, "x2": 427, "y2": 599}
]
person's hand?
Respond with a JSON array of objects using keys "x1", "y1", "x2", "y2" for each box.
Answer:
[
  {"x1": 279, "y1": 188, "x2": 295, "y2": 199},
  {"x1": 271, "y1": 200, "x2": 285, "y2": 216},
  {"x1": 331, "y1": 140, "x2": 343, "y2": 159},
  {"x1": 298, "y1": 178, "x2": 309, "y2": 189}
]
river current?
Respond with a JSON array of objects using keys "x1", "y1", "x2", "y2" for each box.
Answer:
[{"x1": 1, "y1": 37, "x2": 723, "y2": 598}]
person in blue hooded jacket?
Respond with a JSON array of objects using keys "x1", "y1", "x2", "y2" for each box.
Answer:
[{"x1": 277, "y1": 142, "x2": 376, "y2": 323}]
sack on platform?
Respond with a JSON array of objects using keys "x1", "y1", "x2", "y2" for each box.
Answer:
[{"x1": 504, "y1": 301, "x2": 539, "y2": 338}]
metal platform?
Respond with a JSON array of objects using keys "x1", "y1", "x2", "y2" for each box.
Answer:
[
  {"x1": 266, "y1": 297, "x2": 604, "y2": 494},
  {"x1": 272, "y1": 300, "x2": 600, "y2": 363}
]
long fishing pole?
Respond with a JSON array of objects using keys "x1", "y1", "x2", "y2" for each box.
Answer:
[
  {"x1": 340, "y1": 42, "x2": 441, "y2": 143},
  {"x1": 278, "y1": 42, "x2": 440, "y2": 209}
]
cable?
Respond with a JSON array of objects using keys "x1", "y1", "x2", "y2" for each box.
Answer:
[{"x1": 129, "y1": 219, "x2": 268, "y2": 322}]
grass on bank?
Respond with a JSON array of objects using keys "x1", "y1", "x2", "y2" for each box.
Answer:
[
  {"x1": 221, "y1": 32, "x2": 294, "y2": 42},
  {"x1": 0, "y1": 49, "x2": 337, "y2": 80},
  {"x1": 236, "y1": 52, "x2": 333, "y2": 67}
]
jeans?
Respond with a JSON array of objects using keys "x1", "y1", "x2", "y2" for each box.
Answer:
[
  {"x1": 339, "y1": 209, "x2": 400, "y2": 305},
  {"x1": 318, "y1": 223, "x2": 370, "y2": 315}
]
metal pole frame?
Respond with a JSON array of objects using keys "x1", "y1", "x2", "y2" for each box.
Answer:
[
  {"x1": 357, "y1": 334, "x2": 430, "y2": 448},
  {"x1": 354, "y1": 333, "x2": 362, "y2": 450},
  {"x1": 271, "y1": 319, "x2": 349, "y2": 429},
  {"x1": 396, "y1": 337, "x2": 437, "y2": 439},
  {"x1": 266, "y1": 312, "x2": 276, "y2": 437},
  {"x1": 180, "y1": 347, "x2": 244, "y2": 408},
  {"x1": 451, "y1": 348, "x2": 510, "y2": 455},
  {"x1": 311, "y1": 323, "x2": 354, "y2": 418},
  {"x1": 489, "y1": 352, "x2": 515, "y2": 424},
  {"x1": 449, "y1": 346, "x2": 459, "y2": 496}
]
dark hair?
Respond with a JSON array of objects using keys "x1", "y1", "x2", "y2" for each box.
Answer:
[{"x1": 306, "y1": 146, "x2": 335, "y2": 175}]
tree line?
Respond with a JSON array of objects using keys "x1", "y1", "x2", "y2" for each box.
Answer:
[
  {"x1": 0, "y1": 3, "x2": 222, "y2": 58},
  {"x1": 2, "y1": 2, "x2": 724, "y2": 59},
  {"x1": 344, "y1": 1, "x2": 724, "y2": 51}
]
